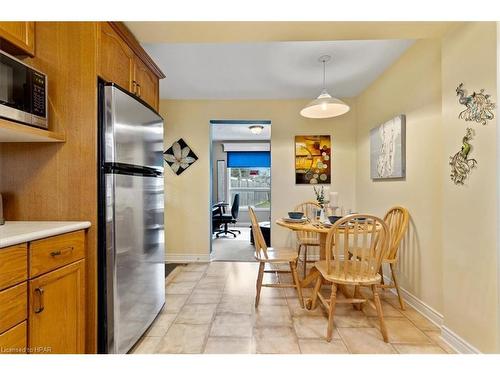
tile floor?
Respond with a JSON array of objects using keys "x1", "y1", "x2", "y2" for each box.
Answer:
[{"x1": 131, "y1": 262, "x2": 455, "y2": 354}]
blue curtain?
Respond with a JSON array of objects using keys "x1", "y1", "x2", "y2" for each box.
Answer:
[{"x1": 227, "y1": 151, "x2": 270, "y2": 168}]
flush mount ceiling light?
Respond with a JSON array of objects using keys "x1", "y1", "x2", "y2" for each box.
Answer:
[
  {"x1": 300, "y1": 55, "x2": 350, "y2": 119},
  {"x1": 249, "y1": 125, "x2": 264, "y2": 135}
]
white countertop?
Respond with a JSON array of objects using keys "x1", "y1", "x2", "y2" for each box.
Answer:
[{"x1": 0, "y1": 221, "x2": 91, "y2": 248}]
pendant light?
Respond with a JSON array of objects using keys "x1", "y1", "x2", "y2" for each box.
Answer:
[{"x1": 300, "y1": 55, "x2": 350, "y2": 119}]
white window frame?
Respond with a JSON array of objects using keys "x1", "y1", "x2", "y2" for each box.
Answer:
[{"x1": 227, "y1": 168, "x2": 271, "y2": 211}]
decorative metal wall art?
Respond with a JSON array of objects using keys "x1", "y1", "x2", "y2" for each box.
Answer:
[
  {"x1": 456, "y1": 83, "x2": 495, "y2": 125},
  {"x1": 164, "y1": 138, "x2": 198, "y2": 175},
  {"x1": 449, "y1": 127, "x2": 477, "y2": 185},
  {"x1": 370, "y1": 115, "x2": 406, "y2": 179}
]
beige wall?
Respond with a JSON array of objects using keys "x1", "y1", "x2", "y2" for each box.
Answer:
[
  {"x1": 355, "y1": 39, "x2": 444, "y2": 313},
  {"x1": 441, "y1": 22, "x2": 498, "y2": 353},
  {"x1": 160, "y1": 99, "x2": 357, "y2": 260}
]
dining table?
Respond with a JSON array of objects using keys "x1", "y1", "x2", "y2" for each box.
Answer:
[{"x1": 276, "y1": 218, "x2": 334, "y2": 288}]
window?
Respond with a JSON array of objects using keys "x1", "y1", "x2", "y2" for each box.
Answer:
[{"x1": 228, "y1": 167, "x2": 270, "y2": 209}]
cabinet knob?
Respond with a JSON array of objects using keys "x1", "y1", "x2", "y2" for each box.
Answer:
[{"x1": 136, "y1": 83, "x2": 141, "y2": 97}]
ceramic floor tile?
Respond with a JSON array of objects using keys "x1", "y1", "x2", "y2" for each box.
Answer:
[
  {"x1": 195, "y1": 276, "x2": 227, "y2": 291},
  {"x1": 171, "y1": 271, "x2": 204, "y2": 282},
  {"x1": 298, "y1": 339, "x2": 349, "y2": 354},
  {"x1": 253, "y1": 326, "x2": 300, "y2": 354},
  {"x1": 156, "y1": 324, "x2": 210, "y2": 354},
  {"x1": 423, "y1": 330, "x2": 456, "y2": 354},
  {"x1": 293, "y1": 315, "x2": 340, "y2": 339},
  {"x1": 217, "y1": 295, "x2": 255, "y2": 314},
  {"x1": 400, "y1": 307, "x2": 440, "y2": 331},
  {"x1": 210, "y1": 314, "x2": 254, "y2": 338},
  {"x1": 184, "y1": 263, "x2": 209, "y2": 272},
  {"x1": 145, "y1": 313, "x2": 177, "y2": 337},
  {"x1": 362, "y1": 300, "x2": 404, "y2": 318},
  {"x1": 203, "y1": 337, "x2": 254, "y2": 354},
  {"x1": 187, "y1": 290, "x2": 223, "y2": 304},
  {"x1": 255, "y1": 305, "x2": 292, "y2": 326},
  {"x1": 166, "y1": 281, "x2": 197, "y2": 294},
  {"x1": 393, "y1": 344, "x2": 446, "y2": 354},
  {"x1": 338, "y1": 327, "x2": 396, "y2": 354},
  {"x1": 334, "y1": 310, "x2": 372, "y2": 328},
  {"x1": 130, "y1": 336, "x2": 162, "y2": 354},
  {"x1": 164, "y1": 293, "x2": 189, "y2": 313},
  {"x1": 175, "y1": 303, "x2": 217, "y2": 325},
  {"x1": 368, "y1": 317, "x2": 432, "y2": 344}
]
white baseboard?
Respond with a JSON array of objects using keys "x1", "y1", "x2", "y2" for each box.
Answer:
[
  {"x1": 441, "y1": 326, "x2": 481, "y2": 354},
  {"x1": 165, "y1": 253, "x2": 210, "y2": 263},
  {"x1": 383, "y1": 274, "x2": 480, "y2": 354}
]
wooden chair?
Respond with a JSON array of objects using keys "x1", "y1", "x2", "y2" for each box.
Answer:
[
  {"x1": 379, "y1": 206, "x2": 410, "y2": 310},
  {"x1": 309, "y1": 214, "x2": 390, "y2": 342},
  {"x1": 249, "y1": 207, "x2": 304, "y2": 308},
  {"x1": 294, "y1": 201, "x2": 321, "y2": 278}
]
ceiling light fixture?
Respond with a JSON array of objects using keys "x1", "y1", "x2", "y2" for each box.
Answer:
[
  {"x1": 300, "y1": 55, "x2": 350, "y2": 119},
  {"x1": 249, "y1": 125, "x2": 264, "y2": 135}
]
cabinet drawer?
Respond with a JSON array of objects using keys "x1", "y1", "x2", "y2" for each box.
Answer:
[
  {"x1": 0, "y1": 321, "x2": 27, "y2": 354},
  {"x1": 0, "y1": 244, "x2": 28, "y2": 290},
  {"x1": 29, "y1": 231, "x2": 85, "y2": 278},
  {"x1": 0, "y1": 282, "x2": 27, "y2": 334}
]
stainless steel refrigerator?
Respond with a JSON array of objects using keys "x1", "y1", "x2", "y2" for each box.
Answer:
[{"x1": 98, "y1": 82, "x2": 165, "y2": 354}]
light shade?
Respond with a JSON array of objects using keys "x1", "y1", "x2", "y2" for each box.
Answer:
[
  {"x1": 300, "y1": 90, "x2": 350, "y2": 119},
  {"x1": 249, "y1": 125, "x2": 264, "y2": 134}
]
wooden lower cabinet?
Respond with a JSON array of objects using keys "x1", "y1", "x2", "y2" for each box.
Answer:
[
  {"x1": 0, "y1": 322, "x2": 27, "y2": 354},
  {"x1": 28, "y1": 260, "x2": 85, "y2": 354}
]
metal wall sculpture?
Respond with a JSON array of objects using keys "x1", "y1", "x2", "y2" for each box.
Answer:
[
  {"x1": 456, "y1": 83, "x2": 495, "y2": 125},
  {"x1": 449, "y1": 127, "x2": 477, "y2": 185}
]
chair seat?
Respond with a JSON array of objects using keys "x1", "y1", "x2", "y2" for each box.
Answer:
[
  {"x1": 348, "y1": 248, "x2": 397, "y2": 264},
  {"x1": 314, "y1": 260, "x2": 381, "y2": 285},
  {"x1": 255, "y1": 247, "x2": 299, "y2": 263}
]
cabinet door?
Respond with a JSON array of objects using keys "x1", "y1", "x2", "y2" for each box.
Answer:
[
  {"x1": 98, "y1": 22, "x2": 134, "y2": 92},
  {"x1": 134, "y1": 56, "x2": 159, "y2": 110},
  {"x1": 28, "y1": 260, "x2": 85, "y2": 354},
  {"x1": 0, "y1": 22, "x2": 35, "y2": 56}
]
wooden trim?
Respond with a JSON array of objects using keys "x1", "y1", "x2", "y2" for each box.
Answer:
[
  {"x1": 108, "y1": 22, "x2": 166, "y2": 79},
  {"x1": 0, "y1": 118, "x2": 65, "y2": 143}
]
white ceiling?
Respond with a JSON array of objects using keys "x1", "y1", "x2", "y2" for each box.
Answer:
[
  {"x1": 143, "y1": 39, "x2": 414, "y2": 100},
  {"x1": 212, "y1": 124, "x2": 271, "y2": 141}
]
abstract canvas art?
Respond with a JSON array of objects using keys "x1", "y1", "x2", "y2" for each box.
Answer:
[
  {"x1": 164, "y1": 138, "x2": 198, "y2": 175},
  {"x1": 370, "y1": 115, "x2": 406, "y2": 179},
  {"x1": 295, "y1": 135, "x2": 331, "y2": 184}
]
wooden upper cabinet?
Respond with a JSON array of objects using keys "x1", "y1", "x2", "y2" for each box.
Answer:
[
  {"x1": 133, "y1": 55, "x2": 159, "y2": 110},
  {"x1": 98, "y1": 22, "x2": 134, "y2": 92},
  {"x1": 28, "y1": 260, "x2": 85, "y2": 354},
  {"x1": 0, "y1": 22, "x2": 35, "y2": 56}
]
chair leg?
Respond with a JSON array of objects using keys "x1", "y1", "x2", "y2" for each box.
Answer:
[
  {"x1": 380, "y1": 265, "x2": 385, "y2": 285},
  {"x1": 303, "y1": 245, "x2": 308, "y2": 278},
  {"x1": 390, "y1": 263, "x2": 405, "y2": 310},
  {"x1": 310, "y1": 274, "x2": 323, "y2": 310},
  {"x1": 352, "y1": 285, "x2": 362, "y2": 311},
  {"x1": 326, "y1": 283, "x2": 338, "y2": 342},
  {"x1": 372, "y1": 284, "x2": 388, "y2": 343},
  {"x1": 290, "y1": 261, "x2": 304, "y2": 308},
  {"x1": 255, "y1": 262, "x2": 265, "y2": 308}
]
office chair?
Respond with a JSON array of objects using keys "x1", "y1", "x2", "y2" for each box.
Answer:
[{"x1": 213, "y1": 194, "x2": 241, "y2": 238}]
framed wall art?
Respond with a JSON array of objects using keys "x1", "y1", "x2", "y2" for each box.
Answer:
[
  {"x1": 295, "y1": 135, "x2": 331, "y2": 184},
  {"x1": 370, "y1": 114, "x2": 406, "y2": 180}
]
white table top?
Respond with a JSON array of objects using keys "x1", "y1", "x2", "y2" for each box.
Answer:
[{"x1": 0, "y1": 221, "x2": 91, "y2": 248}]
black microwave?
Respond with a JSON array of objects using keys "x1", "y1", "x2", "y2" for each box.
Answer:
[{"x1": 0, "y1": 49, "x2": 48, "y2": 129}]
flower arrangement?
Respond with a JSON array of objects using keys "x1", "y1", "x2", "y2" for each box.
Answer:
[{"x1": 313, "y1": 186, "x2": 326, "y2": 208}]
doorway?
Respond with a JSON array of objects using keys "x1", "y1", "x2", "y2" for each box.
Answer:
[{"x1": 209, "y1": 120, "x2": 271, "y2": 261}]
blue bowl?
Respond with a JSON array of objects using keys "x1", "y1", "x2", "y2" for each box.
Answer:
[
  {"x1": 328, "y1": 215, "x2": 343, "y2": 224},
  {"x1": 288, "y1": 212, "x2": 304, "y2": 220}
]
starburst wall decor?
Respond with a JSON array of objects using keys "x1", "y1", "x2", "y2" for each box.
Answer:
[{"x1": 164, "y1": 138, "x2": 198, "y2": 175}]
